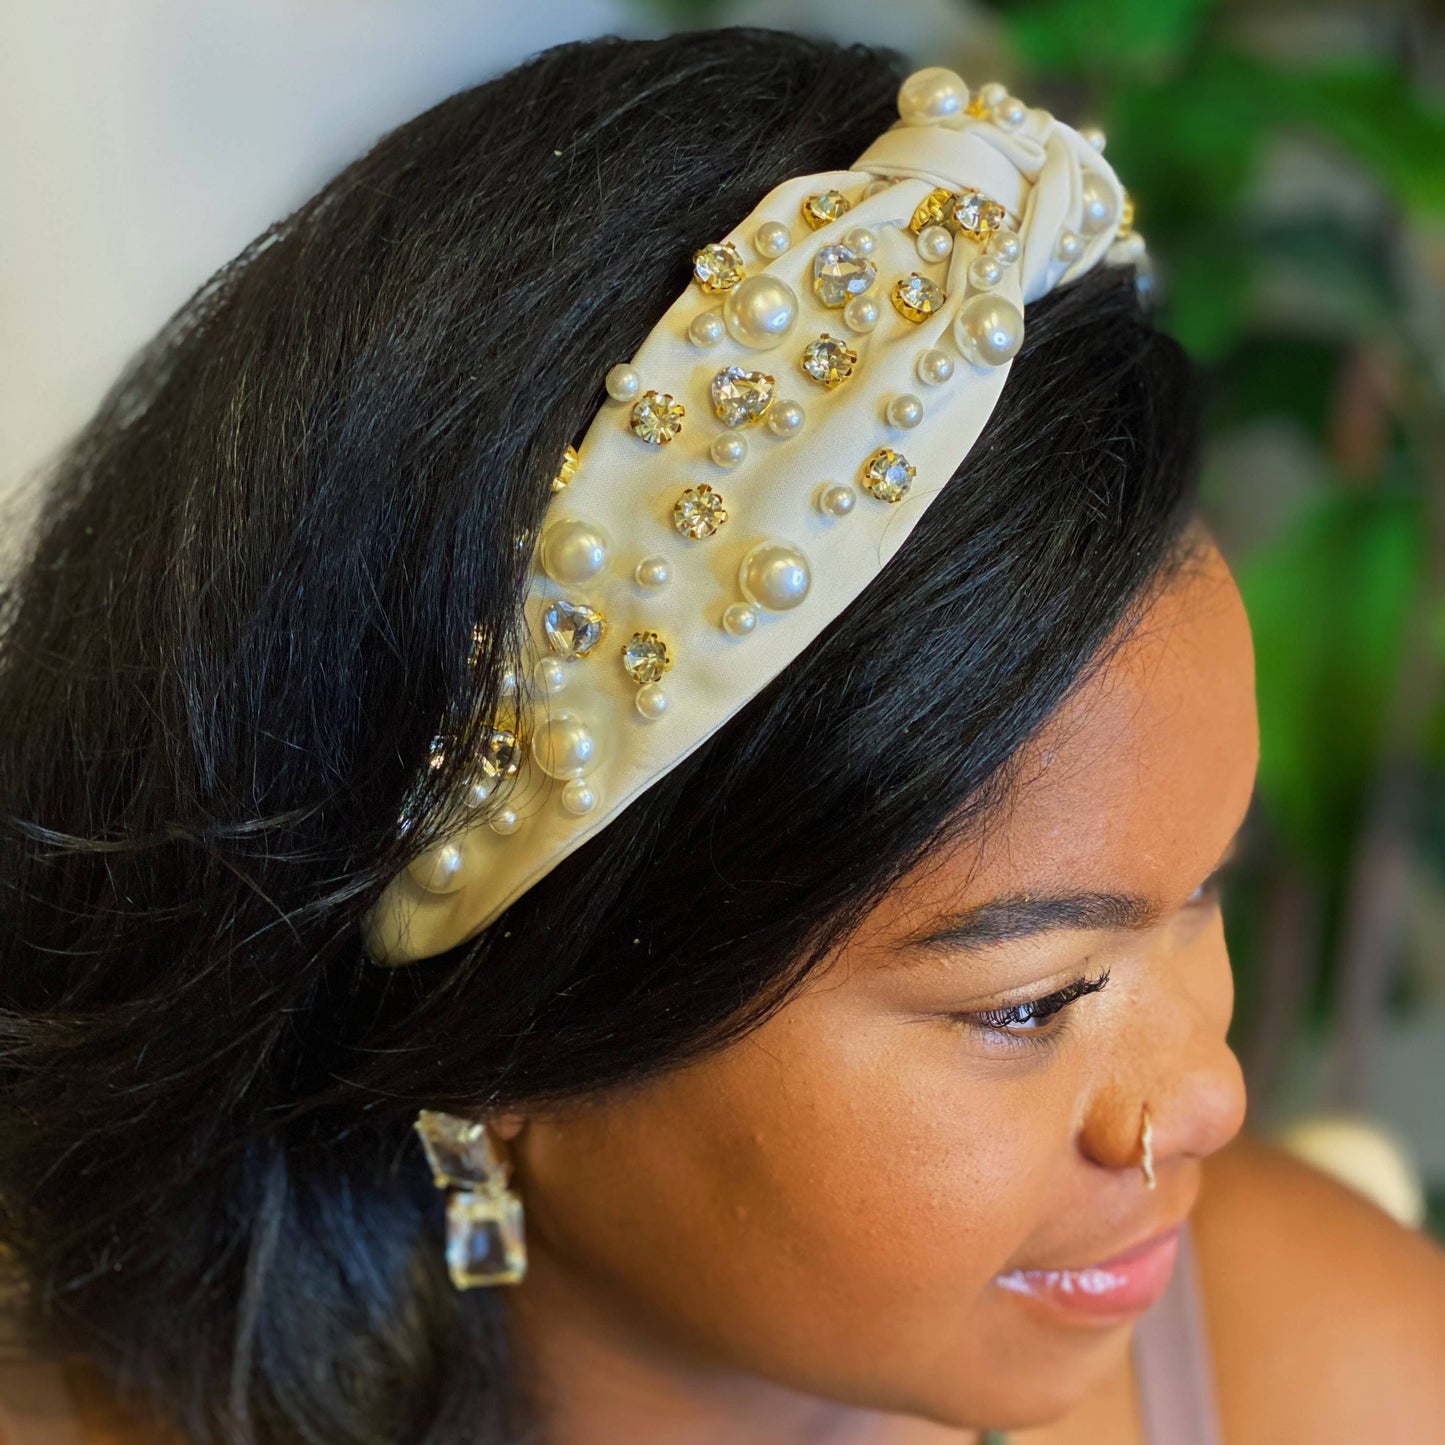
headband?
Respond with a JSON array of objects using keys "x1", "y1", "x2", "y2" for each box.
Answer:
[{"x1": 364, "y1": 69, "x2": 1143, "y2": 966}]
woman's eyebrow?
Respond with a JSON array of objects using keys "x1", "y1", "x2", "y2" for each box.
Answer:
[{"x1": 897, "y1": 827, "x2": 1247, "y2": 956}]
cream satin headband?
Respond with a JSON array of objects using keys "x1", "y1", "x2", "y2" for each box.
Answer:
[{"x1": 365, "y1": 68, "x2": 1143, "y2": 966}]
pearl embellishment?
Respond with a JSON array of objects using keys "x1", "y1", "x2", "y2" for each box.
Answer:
[
  {"x1": 818, "y1": 482, "x2": 856, "y2": 517},
  {"x1": 711, "y1": 432, "x2": 748, "y2": 469},
  {"x1": 688, "y1": 311, "x2": 726, "y2": 347},
  {"x1": 489, "y1": 808, "x2": 522, "y2": 835},
  {"x1": 977, "y1": 81, "x2": 1008, "y2": 111},
  {"x1": 1079, "y1": 174, "x2": 1118, "y2": 235},
  {"x1": 897, "y1": 67, "x2": 969, "y2": 126},
  {"x1": 885, "y1": 393, "x2": 924, "y2": 430},
  {"x1": 561, "y1": 779, "x2": 598, "y2": 815},
  {"x1": 605, "y1": 364, "x2": 640, "y2": 402},
  {"x1": 722, "y1": 274, "x2": 799, "y2": 350},
  {"x1": 1080, "y1": 125, "x2": 1107, "y2": 151},
  {"x1": 916, "y1": 348, "x2": 955, "y2": 386},
  {"x1": 955, "y1": 294, "x2": 1025, "y2": 368},
  {"x1": 968, "y1": 255, "x2": 1004, "y2": 291},
  {"x1": 738, "y1": 540, "x2": 811, "y2": 612},
  {"x1": 767, "y1": 399, "x2": 805, "y2": 438},
  {"x1": 1055, "y1": 229, "x2": 1083, "y2": 264},
  {"x1": 635, "y1": 555, "x2": 671, "y2": 589},
  {"x1": 533, "y1": 656, "x2": 567, "y2": 696},
  {"x1": 842, "y1": 225, "x2": 877, "y2": 256},
  {"x1": 540, "y1": 517, "x2": 610, "y2": 585},
  {"x1": 843, "y1": 294, "x2": 880, "y2": 333},
  {"x1": 917, "y1": 224, "x2": 953, "y2": 263},
  {"x1": 531, "y1": 710, "x2": 602, "y2": 780},
  {"x1": 635, "y1": 683, "x2": 668, "y2": 720},
  {"x1": 408, "y1": 842, "x2": 468, "y2": 894},
  {"x1": 755, "y1": 220, "x2": 791, "y2": 258},
  {"x1": 987, "y1": 229, "x2": 1022, "y2": 265},
  {"x1": 722, "y1": 602, "x2": 758, "y2": 636},
  {"x1": 995, "y1": 95, "x2": 1028, "y2": 131}
]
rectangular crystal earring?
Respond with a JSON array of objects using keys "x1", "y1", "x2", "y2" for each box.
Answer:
[{"x1": 414, "y1": 1109, "x2": 527, "y2": 1288}]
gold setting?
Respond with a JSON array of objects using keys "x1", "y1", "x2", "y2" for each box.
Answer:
[
  {"x1": 800, "y1": 189, "x2": 851, "y2": 230},
  {"x1": 629, "y1": 390, "x2": 685, "y2": 445},
  {"x1": 861, "y1": 448, "x2": 916, "y2": 504},
  {"x1": 799, "y1": 334, "x2": 858, "y2": 389},
  {"x1": 622, "y1": 630, "x2": 673, "y2": 684},
  {"x1": 890, "y1": 273, "x2": 947, "y2": 324},
  {"x1": 551, "y1": 444, "x2": 579, "y2": 493},
  {"x1": 673, "y1": 484, "x2": 729, "y2": 539},
  {"x1": 693, "y1": 241, "x2": 745, "y2": 293},
  {"x1": 909, "y1": 187, "x2": 955, "y2": 236}
]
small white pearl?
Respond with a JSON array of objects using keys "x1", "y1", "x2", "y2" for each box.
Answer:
[
  {"x1": 635, "y1": 683, "x2": 668, "y2": 720},
  {"x1": 817, "y1": 482, "x2": 857, "y2": 517},
  {"x1": 897, "y1": 67, "x2": 969, "y2": 127},
  {"x1": 722, "y1": 602, "x2": 758, "y2": 637},
  {"x1": 843, "y1": 294, "x2": 880, "y2": 333},
  {"x1": 863, "y1": 177, "x2": 894, "y2": 198},
  {"x1": 738, "y1": 540, "x2": 811, "y2": 612},
  {"x1": 954, "y1": 293, "x2": 1025, "y2": 368},
  {"x1": 916, "y1": 348, "x2": 955, "y2": 386},
  {"x1": 561, "y1": 778, "x2": 598, "y2": 815},
  {"x1": 885, "y1": 393, "x2": 924, "y2": 430},
  {"x1": 711, "y1": 432, "x2": 748, "y2": 469},
  {"x1": 722, "y1": 274, "x2": 799, "y2": 350},
  {"x1": 634, "y1": 555, "x2": 671, "y2": 589},
  {"x1": 531, "y1": 710, "x2": 601, "y2": 780},
  {"x1": 754, "y1": 220, "x2": 791, "y2": 258},
  {"x1": 533, "y1": 656, "x2": 567, "y2": 696},
  {"x1": 767, "y1": 400, "x2": 805, "y2": 439},
  {"x1": 464, "y1": 776, "x2": 492, "y2": 809},
  {"x1": 995, "y1": 96, "x2": 1028, "y2": 131},
  {"x1": 1079, "y1": 125, "x2": 1107, "y2": 151},
  {"x1": 489, "y1": 807, "x2": 522, "y2": 836},
  {"x1": 977, "y1": 81, "x2": 1009, "y2": 111},
  {"x1": 688, "y1": 311, "x2": 726, "y2": 347},
  {"x1": 968, "y1": 255, "x2": 1004, "y2": 291},
  {"x1": 842, "y1": 225, "x2": 877, "y2": 256},
  {"x1": 1079, "y1": 174, "x2": 1118, "y2": 235},
  {"x1": 987, "y1": 229, "x2": 1022, "y2": 266},
  {"x1": 1055, "y1": 228, "x2": 1083, "y2": 264},
  {"x1": 539, "y1": 517, "x2": 610, "y2": 586},
  {"x1": 604, "y1": 364, "x2": 640, "y2": 402},
  {"x1": 916, "y1": 224, "x2": 953, "y2": 263},
  {"x1": 407, "y1": 842, "x2": 468, "y2": 894}
]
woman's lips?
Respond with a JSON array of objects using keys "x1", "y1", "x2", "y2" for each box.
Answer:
[{"x1": 992, "y1": 1226, "x2": 1182, "y2": 1324}]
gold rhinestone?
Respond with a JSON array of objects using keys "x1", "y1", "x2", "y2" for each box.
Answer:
[
  {"x1": 1117, "y1": 192, "x2": 1135, "y2": 239},
  {"x1": 964, "y1": 95, "x2": 990, "y2": 118},
  {"x1": 629, "y1": 390, "x2": 685, "y2": 445},
  {"x1": 800, "y1": 189, "x2": 851, "y2": 230},
  {"x1": 951, "y1": 191, "x2": 1007, "y2": 240},
  {"x1": 673, "y1": 484, "x2": 728, "y2": 540},
  {"x1": 622, "y1": 631, "x2": 673, "y2": 684},
  {"x1": 693, "y1": 241, "x2": 745, "y2": 293},
  {"x1": 909, "y1": 187, "x2": 955, "y2": 236},
  {"x1": 799, "y1": 334, "x2": 858, "y2": 389},
  {"x1": 861, "y1": 448, "x2": 916, "y2": 504},
  {"x1": 890, "y1": 273, "x2": 947, "y2": 323},
  {"x1": 551, "y1": 444, "x2": 579, "y2": 492}
]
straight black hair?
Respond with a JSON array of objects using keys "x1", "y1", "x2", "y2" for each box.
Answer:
[{"x1": 0, "y1": 27, "x2": 1201, "y2": 1445}]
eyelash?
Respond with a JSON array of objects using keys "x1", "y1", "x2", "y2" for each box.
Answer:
[{"x1": 946, "y1": 854, "x2": 1237, "y2": 1053}]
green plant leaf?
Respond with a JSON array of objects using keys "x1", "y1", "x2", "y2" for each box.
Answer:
[{"x1": 1003, "y1": 0, "x2": 1214, "y2": 77}]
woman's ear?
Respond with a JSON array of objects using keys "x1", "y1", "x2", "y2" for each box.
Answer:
[{"x1": 490, "y1": 1111, "x2": 527, "y2": 1141}]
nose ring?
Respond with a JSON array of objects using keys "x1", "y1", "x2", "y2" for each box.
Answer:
[{"x1": 1139, "y1": 1102, "x2": 1157, "y2": 1190}]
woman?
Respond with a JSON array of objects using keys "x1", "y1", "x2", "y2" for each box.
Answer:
[{"x1": 1, "y1": 26, "x2": 1441, "y2": 1445}]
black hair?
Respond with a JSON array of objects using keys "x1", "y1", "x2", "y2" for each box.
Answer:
[{"x1": 0, "y1": 27, "x2": 1201, "y2": 1445}]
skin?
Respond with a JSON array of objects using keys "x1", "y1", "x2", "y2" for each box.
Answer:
[{"x1": 497, "y1": 537, "x2": 1256, "y2": 1441}]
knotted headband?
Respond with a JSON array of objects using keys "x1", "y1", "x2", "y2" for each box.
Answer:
[{"x1": 365, "y1": 69, "x2": 1143, "y2": 966}]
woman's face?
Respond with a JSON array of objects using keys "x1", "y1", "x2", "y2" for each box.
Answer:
[{"x1": 506, "y1": 539, "x2": 1257, "y2": 1433}]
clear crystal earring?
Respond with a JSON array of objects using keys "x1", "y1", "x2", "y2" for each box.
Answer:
[{"x1": 414, "y1": 1109, "x2": 527, "y2": 1288}]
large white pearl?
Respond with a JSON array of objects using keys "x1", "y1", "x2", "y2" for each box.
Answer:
[
  {"x1": 407, "y1": 842, "x2": 468, "y2": 894},
  {"x1": 818, "y1": 482, "x2": 856, "y2": 517},
  {"x1": 1055, "y1": 229, "x2": 1083, "y2": 264},
  {"x1": 897, "y1": 67, "x2": 969, "y2": 126},
  {"x1": 688, "y1": 311, "x2": 726, "y2": 347},
  {"x1": 489, "y1": 807, "x2": 522, "y2": 835},
  {"x1": 1079, "y1": 174, "x2": 1118, "y2": 235},
  {"x1": 995, "y1": 95, "x2": 1028, "y2": 131},
  {"x1": 755, "y1": 220, "x2": 791, "y2": 257},
  {"x1": 604, "y1": 364, "x2": 640, "y2": 402},
  {"x1": 738, "y1": 540, "x2": 811, "y2": 612},
  {"x1": 987, "y1": 229, "x2": 1022, "y2": 266},
  {"x1": 968, "y1": 255, "x2": 1004, "y2": 291},
  {"x1": 916, "y1": 348, "x2": 955, "y2": 386},
  {"x1": 917, "y1": 224, "x2": 953, "y2": 263},
  {"x1": 767, "y1": 400, "x2": 805, "y2": 438},
  {"x1": 711, "y1": 432, "x2": 748, "y2": 468},
  {"x1": 531, "y1": 710, "x2": 602, "y2": 780},
  {"x1": 842, "y1": 225, "x2": 877, "y2": 256},
  {"x1": 539, "y1": 517, "x2": 609, "y2": 585},
  {"x1": 634, "y1": 554, "x2": 671, "y2": 589},
  {"x1": 722, "y1": 602, "x2": 758, "y2": 636},
  {"x1": 843, "y1": 294, "x2": 880, "y2": 333},
  {"x1": 885, "y1": 393, "x2": 924, "y2": 430},
  {"x1": 635, "y1": 683, "x2": 668, "y2": 720},
  {"x1": 533, "y1": 656, "x2": 567, "y2": 696},
  {"x1": 722, "y1": 274, "x2": 799, "y2": 350},
  {"x1": 561, "y1": 778, "x2": 598, "y2": 815},
  {"x1": 955, "y1": 294, "x2": 1025, "y2": 368}
]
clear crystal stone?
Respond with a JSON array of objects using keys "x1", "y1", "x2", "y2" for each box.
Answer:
[
  {"x1": 811, "y1": 244, "x2": 877, "y2": 308},
  {"x1": 629, "y1": 390, "x2": 685, "y2": 445},
  {"x1": 891, "y1": 273, "x2": 947, "y2": 323},
  {"x1": 622, "y1": 631, "x2": 673, "y2": 683},
  {"x1": 801, "y1": 189, "x2": 851, "y2": 229},
  {"x1": 952, "y1": 191, "x2": 1007, "y2": 238},
  {"x1": 476, "y1": 727, "x2": 522, "y2": 782},
  {"x1": 861, "y1": 447, "x2": 916, "y2": 503},
  {"x1": 800, "y1": 334, "x2": 858, "y2": 388},
  {"x1": 446, "y1": 1187, "x2": 526, "y2": 1287},
  {"x1": 693, "y1": 241, "x2": 745, "y2": 292},
  {"x1": 415, "y1": 1110, "x2": 510, "y2": 1190},
  {"x1": 673, "y1": 484, "x2": 728, "y2": 540},
  {"x1": 710, "y1": 367, "x2": 776, "y2": 428},
  {"x1": 542, "y1": 598, "x2": 605, "y2": 658}
]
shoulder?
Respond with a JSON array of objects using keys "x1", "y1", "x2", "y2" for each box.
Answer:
[{"x1": 1191, "y1": 1131, "x2": 1445, "y2": 1444}]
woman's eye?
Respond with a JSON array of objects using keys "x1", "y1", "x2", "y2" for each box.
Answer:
[{"x1": 950, "y1": 969, "x2": 1111, "y2": 1050}]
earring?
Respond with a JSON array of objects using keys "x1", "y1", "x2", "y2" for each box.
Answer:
[
  {"x1": 414, "y1": 1109, "x2": 528, "y2": 1288},
  {"x1": 1139, "y1": 1102, "x2": 1157, "y2": 1191}
]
